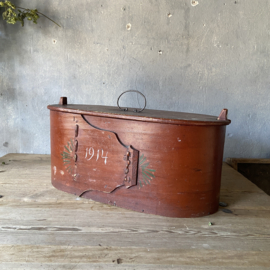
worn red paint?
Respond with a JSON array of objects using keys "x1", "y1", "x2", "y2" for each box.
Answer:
[{"x1": 48, "y1": 97, "x2": 230, "y2": 218}]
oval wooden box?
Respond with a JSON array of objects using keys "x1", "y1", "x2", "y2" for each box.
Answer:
[{"x1": 48, "y1": 98, "x2": 231, "y2": 218}]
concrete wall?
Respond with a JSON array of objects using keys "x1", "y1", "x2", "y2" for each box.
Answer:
[{"x1": 1, "y1": 0, "x2": 269, "y2": 159}]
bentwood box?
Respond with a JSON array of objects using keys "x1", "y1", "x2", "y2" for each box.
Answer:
[{"x1": 47, "y1": 93, "x2": 231, "y2": 218}]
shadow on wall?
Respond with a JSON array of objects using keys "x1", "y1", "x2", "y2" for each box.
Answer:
[
  {"x1": 0, "y1": 15, "x2": 42, "y2": 155},
  {"x1": 224, "y1": 133, "x2": 270, "y2": 160}
]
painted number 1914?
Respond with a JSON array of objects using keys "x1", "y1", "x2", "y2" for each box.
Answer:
[{"x1": 85, "y1": 147, "x2": 108, "y2": 165}]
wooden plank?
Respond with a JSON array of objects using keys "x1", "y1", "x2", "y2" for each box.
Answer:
[
  {"x1": 2, "y1": 264, "x2": 269, "y2": 270},
  {"x1": 0, "y1": 208, "x2": 269, "y2": 252},
  {"x1": 225, "y1": 157, "x2": 270, "y2": 196},
  {"x1": 226, "y1": 158, "x2": 270, "y2": 170},
  {"x1": 0, "y1": 228, "x2": 269, "y2": 251},
  {"x1": 0, "y1": 245, "x2": 270, "y2": 267},
  {"x1": 0, "y1": 154, "x2": 270, "y2": 269}
]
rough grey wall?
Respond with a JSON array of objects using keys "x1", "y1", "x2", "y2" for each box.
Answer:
[{"x1": 0, "y1": 0, "x2": 270, "y2": 159}]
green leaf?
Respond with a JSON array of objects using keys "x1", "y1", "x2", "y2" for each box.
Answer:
[
  {"x1": 139, "y1": 156, "x2": 146, "y2": 165},
  {"x1": 141, "y1": 175, "x2": 149, "y2": 185},
  {"x1": 1, "y1": 2, "x2": 59, "y2": 26},
  {"x1": 146, "y1": 168, "x2": 155, "y2": 172},
  {"x1": 61, "y1": 154, "x2": 70, "y2": 159},
  {"x1": 65, "y1": 145, "x2": 72, "y2": 153},
  {"x1": 141, "y1": 162, "x2": 150, "y2": 169},
  {"x1": 67, "y1": 142, "x2": 73, "y2": 152},
  {"x1": 144, "y1": 170, "x2": 155, "y2": 178},
  {"x1": 5, "y1": 1, "x2": 16, "y2": 9},
  {"x1": 142, "y1": 171, "x2": 151, "y2": 181},
  {"x1": 70, "y1": 139, "x2": 74, "y2": 148}
]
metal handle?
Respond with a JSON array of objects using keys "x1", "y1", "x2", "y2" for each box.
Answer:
[{"x1": 117, "y1": 90, "x2": 147, "y2": 113}]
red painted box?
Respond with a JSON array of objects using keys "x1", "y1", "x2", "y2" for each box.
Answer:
[{"x1": 48, "y1": 97, "x2": 230, "y2": 217}]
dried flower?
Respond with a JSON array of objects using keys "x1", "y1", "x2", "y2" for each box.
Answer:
[{"x1": 0, "y1": 0, "x2": 60, "y2": 27}]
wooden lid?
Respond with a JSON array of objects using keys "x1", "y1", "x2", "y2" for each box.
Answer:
[{"x1": 48, "y1": 103, "x2": 230, "y2": 126}]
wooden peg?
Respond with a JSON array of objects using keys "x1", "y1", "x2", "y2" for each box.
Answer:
[
  {"x1": 217, "y1": 109, "x2": 228, "y2": 121},
  {"x1": 59, "y1": 97, "x2": 67, "y2": 105}
]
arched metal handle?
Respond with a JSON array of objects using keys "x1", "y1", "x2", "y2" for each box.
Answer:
[{"x1": 117, "y1": 90, "x2": 147, "y2": 113}]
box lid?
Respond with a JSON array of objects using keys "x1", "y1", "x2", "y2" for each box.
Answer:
[{"x1": 47, "y1": 97, "x2": 231, "y2": 126}]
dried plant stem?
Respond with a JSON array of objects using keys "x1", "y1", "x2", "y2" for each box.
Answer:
[{"x1": 17, "y1": 6, "x2": 61, "y2": 27}]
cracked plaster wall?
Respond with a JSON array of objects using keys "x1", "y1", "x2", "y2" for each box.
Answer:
[{"x1": 0, "y1": 0, "x2": 270, "y2": 159}]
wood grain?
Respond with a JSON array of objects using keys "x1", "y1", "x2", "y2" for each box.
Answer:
[
  {"x1": 1, "y1": 264, "x2": 269, "y2": 270},
  {"x1": 49, "y1": 110, "x2": 228, "y2": 217},
  {"x1": 226, "y1": 158, "x2": 270, "y2": 170},
  {"x1": 0, "y1": 245, "x2": 269, "y2": 267},
  {"x1": 47, "y1": 104, "x2": 231, "y2": 126},
  {"x1": 0, "y1": 154, "x2": 270, "y2": 269}
]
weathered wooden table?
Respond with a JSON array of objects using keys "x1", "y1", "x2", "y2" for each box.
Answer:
[{"x1": 0, "y1": 154, "x2": 269, "y2": 269}]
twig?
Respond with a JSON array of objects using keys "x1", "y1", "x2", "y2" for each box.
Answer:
[{"x1": 17, "y1": 6, "x2": 61, "y2": 27}]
